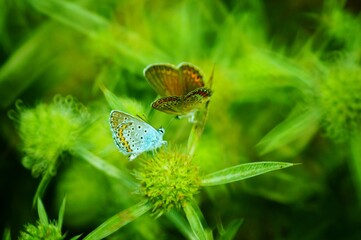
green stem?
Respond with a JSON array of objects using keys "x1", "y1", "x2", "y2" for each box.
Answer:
[
  {"x1": 32, "y1": 157, "x2": 61, "y2": 206},
  {"x1": 350, "y1": 132, "x2": 361, "y2": 204}
]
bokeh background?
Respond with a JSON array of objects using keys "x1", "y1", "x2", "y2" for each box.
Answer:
[{"x1": 1, "y1": 0, "x2": 361, "y2": 239}]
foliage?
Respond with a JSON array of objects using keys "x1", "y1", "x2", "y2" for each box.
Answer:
[{"x1": 1, "y1": 0, "x2": 361, "y2": 239}]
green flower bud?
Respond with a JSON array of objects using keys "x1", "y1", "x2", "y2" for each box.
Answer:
[
  {"x1": 16, "y1": 95, "x2": 89, "y2": 177},
  {"x1": 19, "y1": 222, "x2": 63, "y2": 240},
  {"x1": 319, "y1": 63, "x2": 361, "y2": 141},
  {"x1": 134, "y1": 149, "x2": 201, "y2": 217}
]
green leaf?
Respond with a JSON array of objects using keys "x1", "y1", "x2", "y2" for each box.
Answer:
[
  {"x1": 28, "y1": 0, "x2": 108, "y2": 36},
  {"x1": 99, "y1": 83, "x2": 146, "y2": 116},
  {"x1": 57, "y1": 197, "x2": 66, "y2": 230},
  {"x1": 218, "y1": 219, "x2": 244, "y2": 240},
  {"x1": 28, "y1": 0, "x2": 166, "y2": 66},
  {"x1": 201, "y1": 162, "x2": 297, "y2": 186},
  {"x1": 83, "y1": 200, "x2": 151, "y2": 240},
  {"x1": 69, "y1": 234, "x2": 83, "y2": 240},
  {"x1": 187, "y1": 102, "x2": 211, "y2": 157},
  {"x1": 2, "y1": 228, "x2": 11, "y2": 240},
  {"x1": 75, "y1": 147, "x2": 138, "y2": 190},
  {"x1": 166, "y1": 210, "x2": 197, "y2": 240},
  {"x1": 37, "y1": 198, "x2": 48, "y2": 225},
  {"x1": 0, "y1": 23, "x2": 60, "y2": 108},
  {"x1": 187, "y1": 65, "x2": 214, "y2": 157},
  {"x1": 256, "y1": 107, "x2": 320, "y2": 155},
  {"x1": 183, "y1": 201, "x2": 213, "y2": 240}
]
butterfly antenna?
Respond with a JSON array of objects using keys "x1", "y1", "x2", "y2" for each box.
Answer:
[
  {"x1": 163, "y1": 117, "x2": 176, "y2": 131},
  {"x1": 136, "y1": 113, "x2": 148, "y2": 122}
]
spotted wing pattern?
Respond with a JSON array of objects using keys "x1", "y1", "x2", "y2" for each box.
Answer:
[
  {"x1": 151, "y1": 96, "x2": 183, "y2": 115},
  {"x1": 109, "y1": 110, "x2": 166, "y2": 160},
  {"x1": 144, "y1": 62, "x2": 213, "y2": 120},
  {"x1": 182, "y1": 87, "x2": 212, "y2": 112},
  {"x1": 151, "y1": 87, "x2": 212, "y2": 116}
]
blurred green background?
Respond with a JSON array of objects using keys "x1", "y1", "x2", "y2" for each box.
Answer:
[{"x1": 1, "y1": 0, "x2": 361, "y2": 239}]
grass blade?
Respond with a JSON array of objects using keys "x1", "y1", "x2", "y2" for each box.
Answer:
[
  {"x1": 37, "y1": 198, "x2": 48, "y2": 225},
  {"x1": 201, "y1": 162, "x2": 297, "y2": 187},
  {"x1": 166, "y1": 210, "x2": 197, "y2": 240},
  {"x1": 83, "y1": 200, "x2": 151, "y2": 240},
  {"x1": 256, "y1": 107, "x2": 320, "y2": 155},
  {"x1": 75, "y1": 147, "x2": 138, "y2": 190},
  {"x1": 57, "y1": 197, "x2": 66, "y2": 230},
  {"x1": 28, "y1": 0, "x2": 108, "y2": 36},
  {"x1": 218, "y1": 219, "x2": 244, "y2": 240},
  {"x1": 183, "y1": 201, "x2": 212, "y2": 240}
]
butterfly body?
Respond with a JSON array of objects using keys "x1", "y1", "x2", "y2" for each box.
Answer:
[
  {"x1": 144, "y1": 63, "x2": 212, "y2": 120},
  {"x1": 109, "y1": 110, "x2": 166, "y2": 160}
]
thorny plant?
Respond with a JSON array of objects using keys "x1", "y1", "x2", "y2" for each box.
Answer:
[
  {"x1": 11, "y1": 75, "x2": 295, "y2": 239},
  {"x1": 7, "y1": 0, "x2": 361, "y2": 239}
]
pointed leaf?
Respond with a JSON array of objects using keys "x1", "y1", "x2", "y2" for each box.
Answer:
[
  {"x1": 2, "y1": 228, "x2": 11, "y2": 240},
  {"x1": 83, "y1": 200, "x2": 151, "y2": 240},
  {"x1": 201, "y1": 162, "x2": 297, "y2": 186},
  {"x1": 166, "y1": 210, "x2": 197, "y2": 240},
  {"x1": 75, "y1": 147, "x2": 138, "y2": 190},
  {"x1": 257, "y1": 107, "x2": 320, "y2": 155},
  {"x1": 0, "y1": 23, "x2": 61, "y2": 108},
  {"x1": 218, "y1": 219, "x2": 244, "y2": 240},
  {"x1": 99, "y1": 83, "x2": 145, "y2": 115},
  {"x1": 37, "y1": 198, "x2": 49, "y2": 225},
  {"x1": 57, "y1": 197, "x2": 66, "y2": 230},
  {"x1": 187, "y1": 103, "x2": 210, "y2": 157},
  {"x1": 187, "y1": 65, "x2": 214, "y2": 156},
  {"x1": 28, "y1": 0, "x2": 108, "y2": 36},
  {"x1": 70, "y1": 234, "x2": 83, "y2": 240},
  {"x1": 183, "y1": 201, "x2": 213, "y2": 240}
]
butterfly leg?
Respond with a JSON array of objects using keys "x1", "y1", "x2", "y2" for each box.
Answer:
[
  {"x1": 128, "y1": 153, "x2": 140, "y2": 161},
  {"x1": 151, "y1": 140, "x2": 167, "y2": 156}
]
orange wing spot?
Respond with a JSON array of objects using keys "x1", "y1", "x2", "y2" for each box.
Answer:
[
  {"x1": 191, "y1": 73, "x2": 203, "y2": 86},
  {"x1": 118, "y1": 124, "x2": 132, "y2": 152}
]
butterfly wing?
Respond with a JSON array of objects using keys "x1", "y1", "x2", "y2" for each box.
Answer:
[
  {"x1": 178, "y1": 63, "x2": 205, "y2": 93},
  {"x1": 182, "y1": 87, "x2": 212, "y2": 113},
  {"x1": 151, "y1": 87, "x2": 212, "y2": 116},
  {"x1": 109, "y1": 110, "x2": 165, "y2": 160},
  {"x1": 144, "y1": 63, "x2": 185, "y2": 96},
  {"x1": 151, "y1": 96, "x2": 184, "y2": 115}
]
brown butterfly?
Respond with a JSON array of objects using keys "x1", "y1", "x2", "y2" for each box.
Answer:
[{"x1": 144, "y1": 63, "x2": 212, "y2": 121}]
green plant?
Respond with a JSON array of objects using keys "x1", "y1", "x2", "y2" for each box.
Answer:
[
  {"x1": 2, "y1": 0, "x2": 360, "y2": 239},
  {"x1": 18, "y1": 198, "x2": 80, "y2": 240}
]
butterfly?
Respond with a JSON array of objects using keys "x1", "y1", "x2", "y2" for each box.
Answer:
[
  {"x1": 109, "y1": 110, "x2": 166, "y2": 161},
  {"x1": 144, "y1": 63, "x2": 213, "y2": 121}
]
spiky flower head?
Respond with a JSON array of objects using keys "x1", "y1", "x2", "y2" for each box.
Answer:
[
  {"x1": 319, "y1": 62, "x2": 361, "y2": 141},
  {"x1": 15, "y1": 95, "x2": 89, "y2": 177},
  {"x1": 19, "y1": 221, "x2": 64, "y2": 240},
  {"x1": 135, "y1": 149, "x2": 201, "y2": 217},
  {"x1": 18, "y1": 198, "x2": 70, "y2": 240}
]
